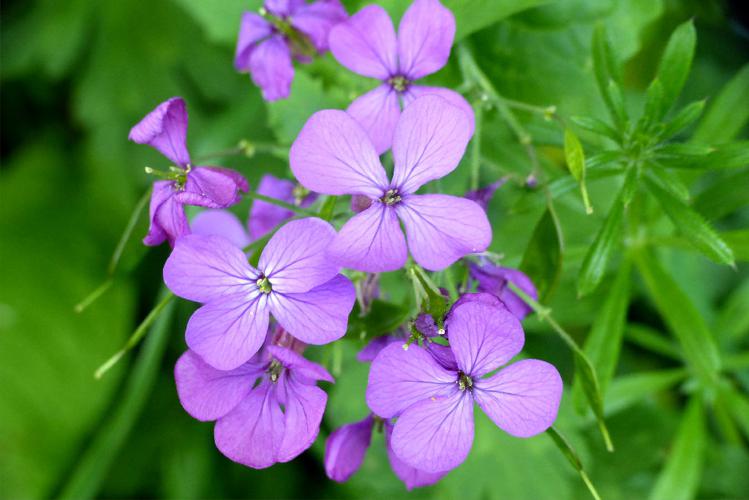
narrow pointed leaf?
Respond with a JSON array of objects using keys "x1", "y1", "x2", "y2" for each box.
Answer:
[
  {"x1": 694, "y1": 64, "x2": 749, "y2": 144},
  {"x1": 721, "y1": 229, "x2": 749, "y2": 262},
  {"x1": 564, "y1": 129, "x2": 592, "y2": 213},
  {"x1": 604, "y1": 369, "x2": 687, "y2": 417},
  {"x1": 646, "y1": 167, "x2": 690, "y2": 202},
  {"x1": 546, "y1": 427, "x2": 602, "y2": 500},
  {"x1": 693, "y1": 169, "x2": 749, "y2": 220},
  {"x1": 570, "y1": 116, "x2": 621, "y2": 143},
  {"x1": 655, "y1": 20, "x2": 696, "y2": 114},
  {"x1": 656, "y1": 141, "x2": 749, "y2": 169},
  {"x1": 661, "y1": 99, "x2": 705, "y2": 140}
]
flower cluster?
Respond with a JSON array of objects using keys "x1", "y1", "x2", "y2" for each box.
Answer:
[{"x1": 126, "y1": 0, "x2": 563, "y2": 490}]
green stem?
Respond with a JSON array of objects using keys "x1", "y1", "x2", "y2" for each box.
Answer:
[
  {"x1": 318, "y1": 195, "x2": 338, "y2": 221},
  {"x1": 547, "y1": 427, "x2": 602, "y2": 500},
  {"x1": 245, "y1": 191, "x2": 317, "y2": 217},
  {"x1": 74, "y1": 279, "x2": 114, "y2": 314},
  {"x1": 108, "y1": 188, "x2": 151, "y2": 276}
]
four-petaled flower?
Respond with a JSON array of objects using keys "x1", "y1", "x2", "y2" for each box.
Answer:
[
  {"x1": 329, "y1": 0, "x2": 474, "y2": 153},
  {"x1": 235, "y1": 0, "x2": 347, "y2": 101},
  {"x1": 291, "y1": 95, "x2": 491, "y2": 272},
  {"x1": 366, "y1": 293, "x2": 562, "y2": 473},
  {"x1": 129, "y1": 97, "x2": 249, "y2": 247},
  {"x1": 164, "y1": 217, "x2": 356, "y2": 370}
]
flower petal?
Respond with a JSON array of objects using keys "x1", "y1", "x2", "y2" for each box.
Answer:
[
  {"x1": 347, "y1": 84, "x2": 401, "y2": 155},
  {"x1": 396, "y1": 194, "x2": 491, "y2": 271},
  {"x1": 390, "y1": 391, "x2": 473, "y2": 473},
  {"x1": 163, "y1": 234, "x2": 258, "y2": 303},
  {"x1": 290, "y1": 109, "x2": 388, "y2": 197},
  {"x1": 356, "y1": 335, "x2": 400, "y2": 363},
  {"x1": 249, "y1": 34, "x2": 294, "y2": 101},
  {"x1": 185, "y1": 294, "x2": 270, "y2": 371},
  {"x1": 397, "y1": 0, "x2": 455, "y2": 79},
  {"x1": 473, "y1": 359, "x2": 563, "y2": 438},
  {"x1": 143, "y1": 180, "x2": 182, "y2": 247},
  {"x1": 328, "y1": 204, "x2": 407, "y2": 273},
  {"x1": 277, "y1": 374, "x2": 328, "y2": 462},
  {"x1": 234, "y1": 12, "x2": 273, "y2": 71},
  {"x1": 248, "y1": 174, "x2": 295, "y2": 240},
  {"x1": 366, "y1": 342, "x2": 455, "y2": 419},
  {"x1": 265, "y1": 0, "x2": 304, "y2": 17},
  {"x1": 268, "y1": 275, "x2": 355, "y2": 345},
  {"x1": 174, "y1": 350, "x2": 263, "y2": 421},
  {"x1": 260, "y1": 218, "x2": 339, "y2": 293},
  {"x1": 446, "y1": 293, "x2": 525, "y2": 377},
  {"x1": 175, "y1": 167, "x2": 248, "y2": 209},
  {"x1": 384, "y1": 422, "x2": 448, "y2": 490},
  {"x1": 325, "y1": 416, "x2": 374, "y2": 482},
  {"x1": 268, "y1": 345, "x2": 334, "y2": 383},
  {"x1": 215, "y1": 380, "x2": 285, "y2": 469},
  {"x1": 403, "y1": 85, "x2": 475, "y2": 135},
  {"x1": 391, "y1": 95, "x2": 473, "y2": 194},
  {"x1": 329, "y1": 5, "x2": 397, "y2": 79},
  {"x1": 469, "y1": 263, "x2": 538, "y2": 320},
  {"x1": 291, "y1": 0, "x2": 348, "y2": 52},
  {"x1": 129, "y1": 97, "x2": 191, "y2": 166},
  {"x1": 190, "y1": 209, "x2": 251, "y2": 249}
]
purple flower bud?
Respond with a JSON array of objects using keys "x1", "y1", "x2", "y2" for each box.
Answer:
[{"x1": 468, "y1": 261, "x2": 538, "y2": 320}]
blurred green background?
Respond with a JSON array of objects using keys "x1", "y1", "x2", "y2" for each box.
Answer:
[{"x1": 1, "y1": 0, "x2": 748, "y2": 499}]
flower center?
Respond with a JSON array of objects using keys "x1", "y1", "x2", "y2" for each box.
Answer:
[
  {"x1": 387, "y1": 75, "x2": 410, "y2": 93},
  {"x1": 292, "y1": 184, "x2": 310, "y2": 205},
  {"x1": 256, "y1": 275, "x2": 273, "y2": 294},
  {"x1": 457, "y1": 371, "x2": 473, "y2": 392},
  {"x1": 144, "y1": 164, "x2": 190, "y2": 189},
  {"x1": 380, "y1": 189, "x2": 402, "y2": 206},
  {"x1": 268, "y1": 359, "x2": 283, "y2": 383}
]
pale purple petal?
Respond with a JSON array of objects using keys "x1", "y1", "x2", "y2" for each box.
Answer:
[
  {"x1": 384, "y1": 422, "x2": 448, "y2": 490},
  {"x1": 469, "y1": 263, "x2": 537, "y2": 320},
  {"x1": 129, "y1": 97, "x2": 191, "y2": 166},
  {"x1": 446, "y1": 293, "x2": 524, "y2": 377},
  {"x1": 185, "y1": 293, "x2": 270, "y2": 371},
  {"x1": 329, "y1": 5, "x2": 397, "y2": 79},
  {"x1": 215, "y1": 380, "x2": 285, "y2": 469},
  {"x1": 396, "y1": 194, "x2": 491, "y2": 271},
  {"x1": 390, "y1": 391, "x2": 473, "y2": 473},
  {"x1": 403, "y1": 86, "x2": 475, "y2": 135},
  {"x1": 325, "y1": 416, "x2": 374, "y2": 482},
  {"x1": 347, "y1": 84, "x2": 401, "y2": 155},
  {"x1": 424, "y1": 342, "x2": 458, "y2": 371},
  {"x1": 249, "y1": 175, "x2": 295, "y2": 240},
  {"x1": 290, "y1": 109, "x2": 388, "y2": 197},
  {"x1": 268, "y1": 275, "x2": 354, "y2": 345},
  {"x1": 356, "y1": 335, "x2": 400, "y2": 362},
  {"x1": 249, "y1": 34, "x2": 294, "y2": 101},
  {"x1": 366, "y1": 342, "x2": 455, "y2": 418},
  {"x1": 391, "y1": 95, "x2": 473, "y2": 194},
  {"x1": 266, "y1": 0, "x2": 303, "y2": 17},
  {"x1": 277, "y1": 374, "x2": 328, "y2": 462},
  {"x1": 234, "y1": 12, "x2": 273, "y2": 71},
  {"x1": 268, "y1": 345, "x2": 334, "y2": 383},
  {"x1": 190, "y1": 210, "x2": 251, "y2": 249},
  {"x1": 143, "y1": 180, "x2": 181, "y2": 246},
  {"x1": 291, "y1": 0, "x2": 348, "y2": 52},
  {"x1": 163, "y1": 234, "x2": 258, "y2": 303},
  {"x1": 473, "y1": 359, "x2": 563, "y2": 438},
  {"x1": 397, "y1": 0, "x2": 455, "y2": 79},
  {"x1": 350, "y1": 194, "x2": 373, "y2": 213},
  {"x1": 259, "y1": 218, "x2": 339, "y2": 293},
  {"x1": 328, "y1": 204, "x2": 408, "y2": 273},
  {"x1": 174, "y1": 350, "x2": 263, "y2": 421},
  {"x1": 465, "y1": 180, "x2": 505, "y2": 213},
  {"x1": 176, "y1": 167, "x2": 248, "y2": 208}
]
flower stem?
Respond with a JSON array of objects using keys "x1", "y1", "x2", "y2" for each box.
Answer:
[
  {"x1": 74, "y1": 279, "x2": 114, "y2": 314},
  {"x1": 245, "y1": 191, "x2": 317, "y2": 217}
]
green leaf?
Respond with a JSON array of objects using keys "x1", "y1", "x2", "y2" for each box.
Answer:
[
  {"x1": 604, "y1": 369, "x2": 687, "y2": 417},
  {"x1": 626, "y1": 323, "x2": 681, "y2": 360},
  {"x1": 564, "y1": 129, "x2": 592, "y2": 213},
  {"x1": 714, "y1": 278, "x2": 749, "y2": 342},
  {"x1": 448, "y1": 0, "x2": 550, "y2": 39},
  {"x1": 646, "y1": 166, "x2": 690, "y2": 202},
  {"x1": 520, "y1": 208, "x2": 564, "y2": 301},
  {"x1": 172, "y1": 0, "x2": 254, "y2": 45},
  {"x1": 546, "y1": 427, "x2": 602, "y2": 500},
  {"x1": 656, "y1": 141, "x2": 749, "y2": 169},
  {"x1": 722, "y1": 386, "x2": 749, "y2": 441},
  {"x1": 409, "y1": 265, "x2": 449, "y2": 324},
  {"x1": 646, "y1": 175, "x2": 735, "y2": 265},
  {"x1": 661, "y1": 99, "x2": 705, "y2": 140},
  {"x1": 721, "y1": 229, "x2": 749, "y2": 263},
  {"x1": 570, "y1": 115, "x2": 621, "y2": 143},
  {"x1": 634, "y1": 249, "x2": 721, "y2": 386},
  {"x1": 346, "y1": 299, "x2": 414, "y2": 341},
  {"x1": 649, "y1": 396, "x2": 706, "y2": 500},
  {"x1": 693, "y1": 169, "x2": 749, "y2": 220},
  {"x1": 621, "y1": 163, "x2": 641, "y2": 205},
  {"x1": 638, "y1": 78, "x2": 665, "y2": 132},
  {"x1": 608, "y1": 79, "x2": 629, "y2": 128},
  {"x1": 694, "y1": 64, "x2": 749, "y2": 144},
  {"x1": 577, "y1": 185, "x2": 625, "y2": 296},
  {"x1": 654, "y1": 20, "x2": 696, "y2": 115}
]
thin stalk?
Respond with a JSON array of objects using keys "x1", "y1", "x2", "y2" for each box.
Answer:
[
  {"x1": 74, "y1": 280, "x2": 114, "y2": 314},
  {"x1": 246, "y1": 191, "x2": 317, "y2": 217}
]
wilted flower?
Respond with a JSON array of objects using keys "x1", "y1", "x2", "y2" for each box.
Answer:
[
  {"x1": 291, "y1": 95, "x2": 491, "y2": 272},
  {"x1": 465, "y1": 179, "x2": 506, "y2": 212},
  {"x1": 329, "y1": 0, "x2": 473, "y2": 153},
  {"x1": 468, "y1": 259, "x2": 538, "y2": 320}
]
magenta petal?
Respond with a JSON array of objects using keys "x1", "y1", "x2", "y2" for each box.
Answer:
[
  {"x1": 143, "y1": 180, "x2": 183, "y2": 247},
  {"x1": 177, "y1": 167, "x2": 248, "y2": 208},
  {"x1": 391, "y1": 96, "x2": 473, "y2": 194},
  {"x1": 185, "y1": 294, "x2": 270, "y2": 371},
  {"x1": 390, "y1": 391, "x2": 473, "y2": 473},
  {"x1": 347, "y1": 84, "x2": 401, "y2": 155},
  {"x1": 163, "y1": 234, "x2": 258, "y2": 303},
  {"x1": 291, "y1": 0, "x2": 348, "y2": 52},
  {"x1": 403, "y1": 85, "x2": 475, "y2": 135},
  {"x1": 356, "y1": 335, "x2": 400, "y2": 363},
  {"x1": 215, "y1": 381, "x2": 285, "y2": 469},
  {"x1": 234, "y1": 12, "x2": 273, "y2": 71},
  {"x1": 366, "y1": 342, "x2": 455, "y2": 419},
  {"x1": 266, "y1": 0, "x2": 303, "y2": 17},
  {"x1": 260, "y1": 218, "x2": 339, "y2": 293},
  {"x1": 268, "y1": 345, "x2": 334, "y2": 383},
  {"x1": 397, "y1": 0, "x2": 455, "y2": 80},
  {"x1": 384, "y1": 423, "x2": 448, "y2": 490},
  {"x1": 446, "y1": 293, "x2": 525, "y2": 377},
  {"x1": 277, "y1": 374, "x2": 328, "y2": 462},
  {"x1": 249, "y1": 174, "x2": 296, "y2": 240},
  {"x1": 174, "y1": 350, "x2": 262, "y2": 421},
  {"x1": 249, "y1": 35, "x2": 294, "y2": 101},
  {"x1": 469, "y1": 263, "x2": 538, "y2": 320},
  {"x1": 268, "y1": 275, "x2": 355, "y2": 345},
  {"x1": 329, "y1": 5, "x2": 397, "y2": 79},
  {"x1": 473, "y1": 359, "x2": 563, "y2": 438},
  {"x1": 328, "y1": 204, "x2": 408, "y2": 273},
  {"x1": 396, "y1": 194, "x2": 491, "y2": 271},
  {"x1": 129, "y1": 97, "x2": 191, "y2": 166},
  {"x1": 325, "y1": 416, "x2": 374, "y2": 482},
  {"x1": 190, "y1": 210, "x2": 251, "y2": 249},
  {"x1": 290, "y1": 110, "x2": 388, "y2": 197}
]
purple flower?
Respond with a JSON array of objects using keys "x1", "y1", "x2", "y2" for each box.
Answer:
[
  {"x1": 468, "y1": 260, "x2": 538, "y2": 320},
  {"x1": 290, "y1": 95, "x2": 491, "y2": 272},
  {"x1": 325, "y1": 414, "x2": 446, "y2": 489},
  {"x1": 366, "y1": 293, "x2": 562, "y2": 473},
  {"x1": 163, "y1": 217, "x2": 356, "y2": 370},
  {"x1": 465, "y1": 179, "x2": 506, "y2": 213},
  {"x1": 235, "y1": 1, "x2": 347, "y2": 101},
  {"x1": 249, "y1": 174, "x2": 318, "y2": 240},
  {"x1": 175, "y1": 343, "x2": 333, "y2": 469},
  {"x1": 129, "y1": 97, "x2": 249, "y2": 247},
  {"x1": 329, "y1": 0, "x2": 474, "y2": 154},
  {"x1": 191, "y1": 209, "x2": 252, "y2": 249}
]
